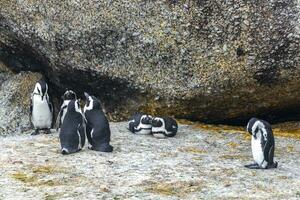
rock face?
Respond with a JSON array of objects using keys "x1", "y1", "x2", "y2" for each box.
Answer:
[
  {"x1": 0, "y1": 62, "x2": 42, "y2": 135},
  {"x1": 0, "y1": 0, "x2": 299, "y2": 122}
]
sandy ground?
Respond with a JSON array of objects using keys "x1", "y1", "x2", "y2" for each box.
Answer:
[{"x1": 0, "y1": 122, "x2": 299, "y2": 200}]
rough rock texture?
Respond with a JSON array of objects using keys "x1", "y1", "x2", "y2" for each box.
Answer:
[
  {"x1": 0, "y1": 122, "x2": 299, "y2": 199},
  {"x1": 0, "y1": 62, "x2": 42, "y2": 135},
  {"x1": 0, "y1": 0, "x2": 300, "y2": 122}
]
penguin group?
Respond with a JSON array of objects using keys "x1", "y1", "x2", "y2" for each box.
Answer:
[
  {"x1": 128, "y1": 113, "x2": 178, "y2": 138},
  {"x1": 31, "y1": 79, "x2": 278, "y2": 169},
  {"x1": 30, "y1": 79, "x2": 113, "y2": 155}
]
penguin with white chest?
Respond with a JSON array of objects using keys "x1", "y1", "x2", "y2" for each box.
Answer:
[
  {"x1": 84, "y1": 92, "x2": 113, "y2": 152},
  {"x1": 151, "y1": 117, "x2": 178, "y2": 138},
  {"x1": 59, "y1": 100, "x2": 85, "y2": 155},
  {"x1": 56, "y1": 90, "x2": 77, "y2": 131},
  {"x1": 245, "y1": 117, "x2": 278, "y2": 169},
  {"x1": 30, "y1": 79, "x2": 53, "y2": 135},
  {"x1": 128, "y1": 113, "x2": 153, "y2": 134}
]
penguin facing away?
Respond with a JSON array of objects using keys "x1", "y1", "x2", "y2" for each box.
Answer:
[
  {"x1": 84, "y1": 92, "x2": 113, "y2": 152},
  {"x1": 245, "y1": 118, "x2": 278, "y2": 169},
  {"x1": 151, "y1": 117, "x2": 178, "y2": 138},
  {"x1": 30, "y1": 79, "x2": 53, "y2": 135},
  {"x1": 128, "y1": 113, "x2": 153, "y2": 134},
  {"x1": 56, "y1": 90, "x2": 77, "y2": 131},
  {"x1": 59, "y1": 100, "x2": 85, "y2": 155}
]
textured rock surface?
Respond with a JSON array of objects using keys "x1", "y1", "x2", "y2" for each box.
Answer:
[
  {"x1": 0, "y1": 62, "x2": 42, "y2": 135},
  {"x1": 0, "y1": 0, "x2": 300, "y2": 121},
  {"x1": 0, "y1": 122, "x2": 299, "y2": 199}
]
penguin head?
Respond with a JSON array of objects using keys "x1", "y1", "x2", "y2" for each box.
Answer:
[
  {"x1": 140, "y1": 114, "x2": 153, "y2": 125},
  {"x1": 247, "y1": 117, "x2": 263, "y2": 138},
  {"x1": 33, "y1": 79, "x2": 48, "y2": 100},
  {"x1": 84, "y1": 92, "x2": 102, "y2": 111},
  {"x1": 62, "y1": 90, "x2": 77, "y2": 100},
  {"x1": 247, "y1": 117, "x2": 258, "y2": 134},
  {"x1": 151, "y1": 117, "x2": 164, "y2": 128}
]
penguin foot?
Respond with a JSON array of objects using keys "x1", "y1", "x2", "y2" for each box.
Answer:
[
  {"x1": 92, "y1": 143, "x2": 113, "y2": 152},
  {"x1": 244, "y1": 163, "x2": 260, "y2": 169},
  {"x1": 44, "y1": 129, "x2": 51, "y2": 134},
  {"x1": 31, "y1": 129, "x2": 40, "y2": 135},
  {"x1": 267, "y1": 162, "x2": 278, "y2": 169}
]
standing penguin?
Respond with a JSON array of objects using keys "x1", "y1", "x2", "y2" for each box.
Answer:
[
  {"x1": 59, "y1": 100, "x2": 85, "y2": 155},
  {"x1": 245, "y1": 117, "x2": 278, "y2": 169},
  {"x1": 128, "y1": 113, "x2": 153, "y2": 134},
  {"x1": 56, "y1": 90, "x2": 77, "y2": 131},
  {"x1": 84, "y1": 92, "x2": 113, "y2": 152},
  {"x1": 151, "y1": 117, "x2": 178, "y2": 138},
  {"x1": 30, "y1": 79, "x2": 53, "y2": 135}
]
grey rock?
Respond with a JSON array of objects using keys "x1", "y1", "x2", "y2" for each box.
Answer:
[
  {"x1": 0, "y1": 0, "x2": 299, "y2": 122},
  {"x1": 0, "y1": 64, "x2": 42, "y2": 135}
]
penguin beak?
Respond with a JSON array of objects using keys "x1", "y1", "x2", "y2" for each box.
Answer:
[{"x1": 84, "y1": 92, "x2": 90, "y2": 99}]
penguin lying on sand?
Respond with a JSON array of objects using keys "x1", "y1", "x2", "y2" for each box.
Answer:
[
  {"x1": 84, "y1": 92, "x2": 113, "y2": 152},
  {"x1": 245, "y1": 118, "x2": 278, "y2": 169},
  {"x1": 30, "y1": 79, "x2": 53, "y2": 135},
  {"x1": 151, "y1": 117, "x2": 178, "y2": 138},
  {"x1": 59, "y1": 100, "x2": 85, "y2": 155},
  {"x1": 56, "y1": 90, "x2": 77, "y2": 131},
  {"x1": 128, "y1": 113, "x2": 153, "y2": 134}
]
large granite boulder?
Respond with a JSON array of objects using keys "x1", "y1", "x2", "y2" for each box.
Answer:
[
  {"x1": 0, "y1": 0, "x2": 299, "y2": 122},
  {"x1": 0, "y1": 62, "x2": 42, "y2": 135}
]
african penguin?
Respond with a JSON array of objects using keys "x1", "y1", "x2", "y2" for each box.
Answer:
[
  {"x1": 56, "y1": 90, "x2": 77, "y2": 131},
  {"x1": 245, "y1": 117, "x2": 278, "y2": 169},
  {"x1": 84, "y1": 92, "x2": 113, "y2": 152},
  {"x1": 30, "y1": 79, "x2": 53, "y2": 135},
  {"x1": 151, "y1": 117, "x2": 178, "y2": 138},
  {"x1": 128, "y1": 113, "x2": 153, "y2": 134},
  {"x1": 59, "y1": 100, "x2": 86, "y2": 155}
]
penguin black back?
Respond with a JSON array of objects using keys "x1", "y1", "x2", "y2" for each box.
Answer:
[
  {"x1": 128, "y1": 113, "x2": 152, "y2": 134},
  {"x1": 152, "y1": 117, "x2": 178, "y2": 138},
  {"x1": 84, "y1": 92, "x2": 113, "y2": 152},
  {"x1": 60, "y1": 100, "x2": 85, "y2": 155}
]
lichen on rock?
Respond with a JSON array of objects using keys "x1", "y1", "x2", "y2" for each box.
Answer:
[
  {"x1": 0, "y1": 64, "x2": 42, "y2": 135},
  {"x1": 0, "y1": 0, "x2": 299, "y2": 122}
]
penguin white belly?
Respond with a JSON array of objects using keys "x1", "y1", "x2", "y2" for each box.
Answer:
[
  {"x1": 251, "y1": 136, "x2": 264, "y2": 165},
  {"x1": 135, "y1": 124, "x2": 152, "y2": 134},
  {"x1": 137, "y1": 129, "x2": 151, "y2": 134},
  {"x1": 32, "y1": 97, "x2": 52, "y2": 129}
]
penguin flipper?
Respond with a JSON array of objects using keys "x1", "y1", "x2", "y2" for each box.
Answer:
[
  {"x1": 78, "y1": 122, "x2": 86, "y2": 148},
  {"x1": 267, "y1": 145, "x2": 276, "y2": 167},
  {"x1": 86, "y1": 124, "x2": 93, "y2": 147},
  {"x1": 263, "y1": 137, "x2": 273, "y2": 164},
  {"x1": 55, "y1": 109, "x2": 62, "y2": 131},
  {"x1": 128, "y1": 121, "x2": 135, "y2": 133},
  {"x1": 48, "y1": 101, "x2": 54, "y2": 128},
  {"x1": 29, "y1": 97, "x2": 34, "y2": 128}
]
